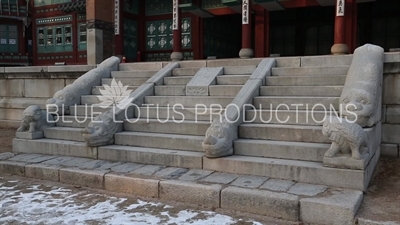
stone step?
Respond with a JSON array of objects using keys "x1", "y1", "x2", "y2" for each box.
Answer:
[
  {"x1": 81, "y1": 95, "x2": 105, "y2": 105},
  {"x1": 69, "y1": 105, "x2": 115, "y2": 117},
  {"x1": 234, "y1": 139, "x2": 329, "y2": 162},
  {"x1": 98, "y1": 145, "x2": 204, "y2": 169},
  {"x1": 92, "y1": 85, "x2": 139, "y2": 95},
  {"x1": 245, "y1": 110, "x2": 330, "y2": 126},
  {"x1": 216, "y1": 75, "x2": 249, "y2": 85},
  {"x1": 260, "y1": 86, "x2": 343, "y2": 97},
  {"x1": 265, "y1": 75, "x2": 347, "y2": 86},
  {"x1": 223, "y1": 65, "x2": 256, "y2": 75},
  {"x1": 144, "y1": 96, "x2": 234, "y2": 107},
  {"x1": 271, "y1": 66, "x2": 349, "y2": 76},
  {"x1": 172, "y1": 67, "x2": 200, "y2": 76},
  {"x1": 55, "y1": 116, "x2": 91, "y2": 128},
  {"x1": 155, "y1": 86, "x2": 186, "y2": 96},
  {"x1": 253, "y1": 96, "x2": 339, "y2": 110},
  {"x1": 123, "y1": 119, "x2": 210, "y2": 136},
  {"x1": 238, "y1": 124, "x2": 330, "y2": 143},
  {"x1": 115, "y1": 132, "x2": 204, "y2": 152},
  {"x1": 102, "y1": 78, "x2": 148, "y2": 86},
  {"x1": 209, "y1": 85, "x2": 242, "y2": 96},
  {"x1": 135, "y1": 107, "x2": 224, "y2": 122},
  {"x1": 164, "y1": 76, "x2": 192, "y2": 85},
  {"x1": 111, "y1": 70, "x2": 157, "y2": 78},
  {"x1": 202, "y1": 155, "x2": 367, "y2": 190},
  {"x1": 43, "y1": 127, "x2": 84, "y2": 142}
]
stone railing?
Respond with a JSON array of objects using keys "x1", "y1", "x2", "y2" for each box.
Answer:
[{"x1": 202, "y1": 58, "x2": 276, "y2": 158}]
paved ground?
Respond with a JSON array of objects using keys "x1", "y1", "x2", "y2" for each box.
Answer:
[{"x1": 0, "y1": 128, "x2": 15, "y2": 153}]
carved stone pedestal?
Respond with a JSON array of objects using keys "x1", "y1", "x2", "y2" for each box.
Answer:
[
  {"x1": 16, "y1": 131, "x2": 43, "y2": 140},
  {"x1": 323, "y1": 153, "x2": 369, "y2": 170}
]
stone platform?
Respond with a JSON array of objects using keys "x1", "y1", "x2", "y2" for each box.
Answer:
[{"x1": 0, "y1": 152, "x2": 363, "y2": 224}]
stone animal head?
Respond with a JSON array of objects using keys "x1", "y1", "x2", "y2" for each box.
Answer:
[
  {"x1": 46, "y1": 87, "x2": 77, "y2": 114},
  {"x1": 202, "y1": 118, "x2": 236, "y2": 158},
  {"x1": 81, "y1": 110, "x2": 121, "y2": 147},
  {"x1": 22, "y1": 105, "x2": 42, "y2": 123},
  {"x1": 340, "y1": 86, "x2": 375, "y2": 127}
]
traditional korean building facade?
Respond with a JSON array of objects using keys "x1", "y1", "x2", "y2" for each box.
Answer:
[{"x1": 0, "y1": 0, "x2": 399, "y2": 66}]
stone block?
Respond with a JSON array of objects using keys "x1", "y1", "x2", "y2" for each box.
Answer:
[
  {"x1": 0, "y1": 119, "x2": 20, "y2": 129},
  {"x1": 153, "y1": 167, "x2": 188, "y2": 179},
  {"x1": 207, "y1": 58, "x2": 261, "y2": 67},
  {"x1": 384, "y1": 52, "x2": 400, "y2": 63},
  {"x1": 249, "y1": 58, "x2": 276, "y2": 85},
  {"x1": 386, "y1": 105, "x2": 400, "y2": 124},
  {"x1": 179, "y1": 169, "x2": 213, "y2": 181},
  {"x1": 48, "y1": 65, "x2": 94, "y2": 73},
  {"x1": 145, "y1": 62, "x2": 178, "y2": 86},
  {"x1": 130, "y1": 165, "x2": 165, "y2": 176},
  {"x1": 381, "y1": 144, "x2": 399, "y2": 158},
  {"x1": 300, "y1": 190, "x2": 363, "y2": 225},
  {"x1": 111, "y1": 162, "x2": 144, "y2": 173},
  {"x1": 0, "y1": 152, "x2": 15, "y2": 161},
  {"x1": 0, "y1": 161, "x2": 27, "y2": 176},
  {"x1": 119, "y1": 62, "x2": 163, "y2": 71},
  {"x1": 80, "y1": 160, "x2": 123, "y2": 170},
  {"x1": 59, "y1": 158, "x2": 94, "y2": 167},
  {"x1": 41, "y1": 156, "x2": 75, "y2": 166},
  {"x1": 178, "y1": 60, "x2": 206, "y2": 68},
  {"x1": 287, "y1": 183, "x2": 327, "y2": 196},
  {"x1": 172, "y1": 67, "x2": 199, "y2": 76},
  {"x1": 186, "y1": 67, "x2": 224, "y2": 96},
  {"x1": 201, "y1": 172, "x2": 238, "y2": 184},
  {"x1": 273, "y1": 57, "x2": 300, "y2": 67},
  {"x1": 0, "y1": 97, "x2": 46, "y2": 109},
  {"x1": 24, "y1": 79, "x2": 65, "y2": 98},
  {"x1": 5, "y1": 66, "x2": 48, "y2": 74},
  {"x1": 230, "y1": 175, "x2": 268, "y2": 188},
  {"x1": 223, "y1": 66, "x2": 256, "y2": 75},
  {"x1": 25, "y1": 164, "x2": 60, "y2": 181},
  {"x1": 300, "y1": 55, "x2": 353, "y2": 67},
  {"x1": 105, "y1": 173, "x2": 159, "y2": 197},
  {"x1": 159, "y1": 180, "x2": 222, "y2": 208},
  {"x1": 382, "y1": 124, "x2": 400, "y2": 144},
  {"x1": 87, "y1": 28, "x2": 103, "y2": 65},
  {"x1": 59, "y1": 167, "x2": 107, "y2": 188},
  {"x1": 9, "y1": 154, "x2": 55, "y2": 163},
  {"x1": 0, "y1": 79, "x2": 24, "y2": 97},
  {"x1": 323, "y1": 153, "x2": 369, "y2": 170},
  {"x1": 221, "y1": 186, "x2": 299, "y2": 221},
  {"x1": 0, "y1": 108, "x2": 24, "y2": 120},
  {"x1": 15, "y1": 131, "x2": 43, "y2": 140},
  {"x1": 260, "y1": 179, "x2": 295, "y2": 192},
  {"x1": 383, "y1": 74, "x2": 400, "y2": 105}
]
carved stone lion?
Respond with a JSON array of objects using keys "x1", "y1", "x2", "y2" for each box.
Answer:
[
  {"x1": 81, "y1": 110, "x2": 122, "y2": 147},
  {"x1": 17, "y1": 105, "x2": 55, "y2": 133},
  {"x1": 202, "y1": 117, "x2": 237, "y2": 158},
  {"x1": 322, "y1": 116, "x2": 368, "y2": 160}
]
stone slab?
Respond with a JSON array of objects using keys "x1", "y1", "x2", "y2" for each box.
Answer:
[
  {"x1": 0, "y1": 79, "x2": 25, "y2": 97},
  {"x1": 383, "y1": 74, "x2": 400, "y2": 105},
  {"x1": 273, "y1": 57, "x2": 300, "y2": 67},
  {"x1": 0, "y1": 152, "x2": 15, "y2": 161},
  {"x1": 186, "y1": 67, "x2": 224, "y2": 96},
  {"x1": 201, "y1": 172, "x2": 238, "y2": 184},
  {"x1": 382, "y1": 124, "x2": 400, "y2": 144},
  {"x1": 59, "y1": 167, "x2": 107, "y2": 189},
  {"x1": 80, "y1": 160, "x2": 123, "y2": 170},
  {"x1": 9, "y1": 154, "x2": 56, "y2": 163},
  {"x1": 145, "y1": 62, "x2": 178, "y2": 86},
  {"x1": 25, "y1": 164, "x2": 60, "y2": 181},
  {"x1": 104, "y1": 173, "x2": 159, "y2": 198},
  {"x1": 386, "y1": 105, "x2": 400, "y2": 124},
  {"x1": 381, "y1": 144, "x2": 399, "y2": 158},
  {"x1": 5, "y1": 66, "x2": 48, "y2": 73},
  {"x1": 40, "y1": 156, "x2": 76, "y2": 166},
  {"x1": 300, "y1": 55, "x2": 353, "y2": 67},
  {"x1": 47, "y1": 65, "x2": 94, "y2": 72},
  {"x1": 221, "y1": 186, "x2": 299, "y2": 221},
  {"x1": 323, "y1": 153, "x2": 370, "y2": 170},
  {"x1": 206, "y1": 58, "x2": 261, "y2": 67},
  {"x1": 249, "y1": 58, "x2": 276, "y2": 85},
  {"x1": 25, "y1": 79, "x2": 65, "y2": 98},
  {"x1": 223, "y1": 66, "x2": 256, "y2": 75},
  {"x1": 0, "y1": 161, "x2": 27, "y2": 176},
  {"x1": 129, "y1": 165, "x2": 165, "y2": 176},
  {"x1": 179, "y1": 169, "x2": 213, "y2": 181},
  {"x1": 300, "y1": 190, "x2": 363, "y2": 225},
  {"x1": 357, "y1": 218, "x2": 400, "y2": 225},
  {"x1": 153, "y1": 167, "x2": 188, "y2": 179},
  {"x1": 59, "y1": 158, "x2": 95, "y2": 167},
  {"x1": 287, "y1": 183, "x2": 327, "y2": 196},
  {"x1": 111, "y1": 162, "x2": 144, "y2": 173},
  {"x1": 260, "y1": 179, "x2": 295, "y2": 192},
  {"x1": 230, "y1": 175, "x2": 268, "y2": 189},
  {"x1": 15, "y1": 132, "x2": 43, "y2": 140},
  {"x1": 160, "y1": 180, "x2": 221, "y2": 208}
]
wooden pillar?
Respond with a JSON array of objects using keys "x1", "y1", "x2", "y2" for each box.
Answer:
[
  {"x1": 345, "y1": 0, "x2": 357, "y2": 53},
  {"x1": 254, "y1": 5, "x2": 269, "y2": 58},
  {"x1": 331, "y1": 0, "x2": 348, "y2": 55},
  {"x1": 115, "y1": 0, "x2": 124, "y2": 56},
  {"x1": 86, "y1": 0, "x2": 115, "y2": 65},
  {"x1": 239, "y1": 0, "x2": 254, "y2": 58},
  {"x1": 171, "y1": 0, "x2": 183, "y2": 61}
]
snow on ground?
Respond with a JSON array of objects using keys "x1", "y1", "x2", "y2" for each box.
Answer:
[{"x1": 0, "y1": 176, "x2": 264, "y2": 225}]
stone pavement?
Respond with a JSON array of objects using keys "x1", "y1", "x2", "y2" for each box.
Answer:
[{"x1": 0, "y1": 152, "x2": 363, "y2": 224}]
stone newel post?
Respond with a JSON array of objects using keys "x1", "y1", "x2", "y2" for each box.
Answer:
[
  {"x1": 171, "y1": 0, "x2": 183, "y2": 61},
  {"x1": 239, "y1": 0, "x2": 254, "y2": 58},
  {"x1": 331, "y1": 0, "x2": 349, "y2": 55}
]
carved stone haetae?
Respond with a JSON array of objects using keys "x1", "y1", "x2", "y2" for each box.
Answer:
[
  {"x1": 202, "y1": 117, "x2": 237, "y2": 158},
  {"x1": 322, "y1": 116, "x2": 368, "y2": 160},
  {"x1": 46, "y1": 56, "x2": 120, "y2": 115},
  {"x1": 81, "y1": 110, "x2": 122, "y2": 147},
  {"x1": 17, "y1": 105, "x2": 55, "y2": 133},
  {"x1": 339, "y1": 44, "x2": 384, "y2": 127}
]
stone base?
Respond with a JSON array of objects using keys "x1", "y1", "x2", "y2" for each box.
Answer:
[
  {"x1": 331, "y1": 44, "x2": 349, "y2": 55},
  {"x1": 170, "y1": 52, "x2": 183, "y2": 61},
  {"x1": 239, "y1": 48, "x2": 254, "y2": 59},
  {"x1": 323, "y1": 153, "x2": 370, "y2": 170},
  {"x1": 15, "y1": 131, "x2": 43, "y2": 140}
]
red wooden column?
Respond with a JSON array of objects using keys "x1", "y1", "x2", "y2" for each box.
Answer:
[
  {"x1": 345, "y1": 0, "x2": 357, "y2": 53},
  {"x1": 254, "y1": 4, "x2": 269, "y2": 58},
  {"x1": 239, "y1": 0, "x2": 254, "y2": 58},
  {"x1": 331, "y1": 0, "x2": 348, "y2": 55},
  {"x1": 171, "y1": 0, "x2": 183, "y2": 61}
]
